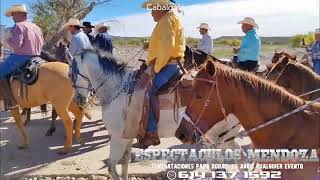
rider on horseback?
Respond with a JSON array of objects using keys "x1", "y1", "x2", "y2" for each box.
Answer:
[
  {"x1": 233, "y1": 17, "x2": 261, "y2": 71},
  {"x1": 132, "y1": 0, "x2": 185, "y2": 149},
  {"x1": 0, "y1": 4, "x2": 44, "y2": 110}
]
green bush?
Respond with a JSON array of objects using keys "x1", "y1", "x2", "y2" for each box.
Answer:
[
  {"x1": 186, "y1": 37, "x2": 199, "y2": 47},
  {"x1": 289, "y1": 33, "x2": 314, "y2": 47},
  {"x1": 215, "y1": 39, "x2": 241, "y2": 47}
]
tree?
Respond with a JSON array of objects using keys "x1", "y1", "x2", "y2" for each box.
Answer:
[{"x1": 31, "y1": 0, "x2": 111, "y2": 51}]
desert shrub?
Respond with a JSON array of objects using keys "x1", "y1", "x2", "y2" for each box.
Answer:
[{"x1": 215, "y1": 39, "x2": 241, "y2": 47}]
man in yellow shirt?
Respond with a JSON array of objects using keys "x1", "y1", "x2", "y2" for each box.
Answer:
[{"x1": 133, "y1": 0, "x2": 185, "y2": 149}]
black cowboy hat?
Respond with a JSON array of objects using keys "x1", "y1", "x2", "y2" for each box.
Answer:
[{"x1": 83, "y1": 22, "x2": 95, "y2": 28}]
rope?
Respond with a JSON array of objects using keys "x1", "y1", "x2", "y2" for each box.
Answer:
[
  {"x1": 298, "y1": 88, "x2": 320, "y2": 98},
  {"x1": 238, "y1": 97, "x2": 320, "y2": 138}
]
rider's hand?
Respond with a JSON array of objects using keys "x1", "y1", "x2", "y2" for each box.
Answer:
[
  {"x1": 140, "y1": 63, "x2": 148, "y2": 71},
  {"x1": 233, "y1": 48, "x2": 240, "y2": 54},
  {"x1": 143, "y1": 41, "x2": 149, "y2": 50}
]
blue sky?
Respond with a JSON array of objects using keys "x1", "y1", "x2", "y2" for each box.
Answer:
[
  {"x1": 1, "y1": 0, "x2": 319, "y2": 37},
  {"x1": 1, "y1": 0, "x2": 214, "y2": 27}
]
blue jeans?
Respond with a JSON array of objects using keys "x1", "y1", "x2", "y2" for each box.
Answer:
[
  {"x1": 147, "y1": 64, "x2": 180, "y2": 132},
  {"x1": 0, "y1": 54, "x2": 32, "y2": 79},
  {"x1": 313, "y1": 59, "x2": 320, "y2": 75}
]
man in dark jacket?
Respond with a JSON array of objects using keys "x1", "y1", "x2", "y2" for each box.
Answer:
[
  {"x1": 93, "y1": 22, "x2": 113, "y2": 54},
  {"x1": 82, "y1": 21, "x2": 95, "y2": 44}
]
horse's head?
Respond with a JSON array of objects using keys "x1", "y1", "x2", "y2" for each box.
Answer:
[
  {"x1": 266, "y1": 56, "x2": 290, "y2": 81},
  {"x1": 271, "y1": 50, "x2": 285, "y2": 63},
  {"x1": 276, "y1": 61, "x2": 316, "y2": 95},
  {"x1": 184, "y1": 46, "x2": 209, "y2": 70},
  {"x1": 175, "y1": 61, "x2": 227, "y2": 144},
  {"x1": 70, "y1": 51, "x2": 96, "y2": 107}
]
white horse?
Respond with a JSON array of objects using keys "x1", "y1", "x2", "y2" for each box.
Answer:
[{"x1": 70, "y1": 50, "x2": 250, "y2": 180}]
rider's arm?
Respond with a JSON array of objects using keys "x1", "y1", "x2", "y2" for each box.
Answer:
[
  {"x1": 6, "y1": 25, "x2": 24, "y2": 50},
  {"x1": 152, "y1": 18, "x2": 175, "y2": 73}
]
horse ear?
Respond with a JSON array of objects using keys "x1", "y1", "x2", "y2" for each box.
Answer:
[
  {"x1": 274, "y1": 49, "x2": 277, "y2": 53},
  {"x1": 292, "y1": 56, "x2": 297, "y2": 60},
  {"x1": 205, "y1": 60, "x2": 216, "y2": 76}
]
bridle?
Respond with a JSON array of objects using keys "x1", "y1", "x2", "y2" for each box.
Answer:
[
  {"x1": 70, "y1": 59, "x2": 91, "y2": 91},
  {"x1": 181, "y1": 76, "x2": 228, "y2": 146},
  {"x1": 181, "y1": 74, "x2": 320, "y2": 147}
]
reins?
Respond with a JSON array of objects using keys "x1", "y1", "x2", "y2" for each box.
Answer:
[{"x1": 182, "y1": 74, "x2": 320, "y2": 148}]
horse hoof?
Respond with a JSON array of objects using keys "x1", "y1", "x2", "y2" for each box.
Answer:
[
  {"x1": 18, "y1": 144, "x2": 28, "y2": 150},
  {"x1": 45, "y1": 129, "x2": 56, "y2": 136},
  {"x1": 78, "y1": 138, "x2": 85, "y2": 146},
  {"x1": 57, "y1": 148, "x2": 71, "y2": 155}
]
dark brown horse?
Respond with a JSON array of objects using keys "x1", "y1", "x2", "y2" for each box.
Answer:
[
  {"x1": 267, "y1": 57, "x2": 320, "y2": 100},
  {"x1": 270, "y1": 50, "x2": 312, "y2": 70},
  {"x1": 175, "y1": 61, "x2": 319, "y2": 180}
]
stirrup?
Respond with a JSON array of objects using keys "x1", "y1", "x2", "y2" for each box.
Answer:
[{"x1": 132, "y1": 141, "x2": 149, "y2": 149}]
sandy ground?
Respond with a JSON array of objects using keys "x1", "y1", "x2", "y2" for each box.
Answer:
[{"x1": 0, "y1": 105, "x2": 255, "y2": 180}]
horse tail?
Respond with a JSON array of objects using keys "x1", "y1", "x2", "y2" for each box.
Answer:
[{"x1": 40, "y1": 104, "x2": 48, "y2": 116}]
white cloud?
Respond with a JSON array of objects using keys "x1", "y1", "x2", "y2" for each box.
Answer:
[{"x1": 108, "y1": 0, "x2": 319, "y2": 38}]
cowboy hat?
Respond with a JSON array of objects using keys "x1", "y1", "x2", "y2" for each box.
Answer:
[
  {"x1": 83, "y1": 22, "x2": 95, "y2": 28},
  {"x1": 95, "y1": 22, "x2": 110, "y2": 31},
  {"x1": 315, "y1": 28, "x2": 320, "y2": 34},
  {"x1": 142, "y1": 0, "x2": 176, "y2": 9},
  {"x1": 5, "y1": 4, "x2": 27, "y2": 17},
  {"x1": 63, "y1": 18, "x2": 82, "y2": 29},
  {"x1": 238, "y1": 17, "x2": 259, "y2": 29},
  {"x1": 197, "y1": 23, "x2": 211, "y2": 30}
]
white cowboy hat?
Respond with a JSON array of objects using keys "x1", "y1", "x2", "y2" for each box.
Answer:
[
  {"x1": 238, "y1": 17, "x2": 259, "y2": 29},
  {"x1": 95, "y1": 22, "x2": 110, "y2": 31},
  {"x1": 197, "y1": 23, "x2": 211, "y2": 30},
  {"x1": 315, "y1": 28, "x2": 320, "y2": 34},
  {"x1": 5, "y1": 4, "x2": 27, "y2": 17},
  {"x1": 142, "y1": 0, "x2": 176, "y2": 9},
  {"x1": 63, "y1": 18, "x2": 82, "y2": 29}
]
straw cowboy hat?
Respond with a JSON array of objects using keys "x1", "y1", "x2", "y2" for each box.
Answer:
[
  {"x1": 63, "y1": 18, "x2": 82, "y2": 29},
  {"x1": 5, "y1": 4, "x2": 27, "y2": 17},
  {"x1": 95, "y1": 22, "x2": 110, "y2": 31},
  {"x1": 315, "y1": 28, "x2": 320, "y2": 34},
  {"x1": 142, "y1": 0, "x2": 176, "y2": 9},
  {"x1": 238, "y1": 17, "x2": 259, "y2": 29},
  {"x1": 197, "y1": 23, "x2": 211, "y2": 30}
]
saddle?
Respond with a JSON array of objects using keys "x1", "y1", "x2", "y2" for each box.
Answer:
[
  {"x1": 122, "y1": 66, "x2": 193, "y2": 140},
  {"x1": 11, "y1": 57, "x2": 46, "y2": 85}
]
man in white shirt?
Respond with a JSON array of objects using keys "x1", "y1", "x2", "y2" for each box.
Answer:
[{"x1": 197, "y1": 23, "x2": 213, "y2": 54}]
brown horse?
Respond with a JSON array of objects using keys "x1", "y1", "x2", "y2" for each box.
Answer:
[
  {"x1": 175, "y1": 61, "x2": 320, "y2": 180},
  {"x1": 10, "y1": 61, "x2": 84, "y2": 154},
  {"x1": 270, "y1": 50, "x2": 312, "y2": 69},
  {"x1": 22, "y1": 48, "x2": 72, "y2": 136},
  {"x1": 267, "y1": 57, "x2": 320, "y2": 100}
]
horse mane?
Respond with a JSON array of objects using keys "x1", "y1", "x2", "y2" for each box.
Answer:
[
  {"x1": 211, "y1": 63, "x2": 305, "y2": 108},
  {"x1": 82, "y1": 49, "x2": 126, "y2": 76},
  {"x1": 285, "y1": 61, "x2": 320, "y2": 82}
]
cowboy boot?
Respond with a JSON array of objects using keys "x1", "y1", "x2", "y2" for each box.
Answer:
[
  {"x1": 132, "y1": 130, "x2": 160, "y2": 149},
  {"x1": 0, "y1": 79, "x2": 17, "y2": 110}
]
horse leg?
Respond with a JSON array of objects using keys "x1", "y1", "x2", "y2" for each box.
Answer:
[
  {"x1": 10, "y1": 106, "x2": 29, "y2": 149},
  {"x1": 109, "y1": 136, "x2": 132, "y2": 180},
  {"x1": 22, "y1": 108, "x2": 31, "y2": 126},
  {"x1": 120, "y1": 139, "x2": 133, "y2": 180},
  {"x1": 68, "y1": 100, "x2": 84, "y2": 145},
  {"x1": 51, "y1": 104, "x2": 73, "y2": 154},
  {"x1": 45, "y1": 108, "x2": 58, "y2": 136}
]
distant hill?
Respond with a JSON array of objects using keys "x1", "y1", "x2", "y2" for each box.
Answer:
[{"x1": 215, "y1": 36, "x2": 290, "y2": 44}]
